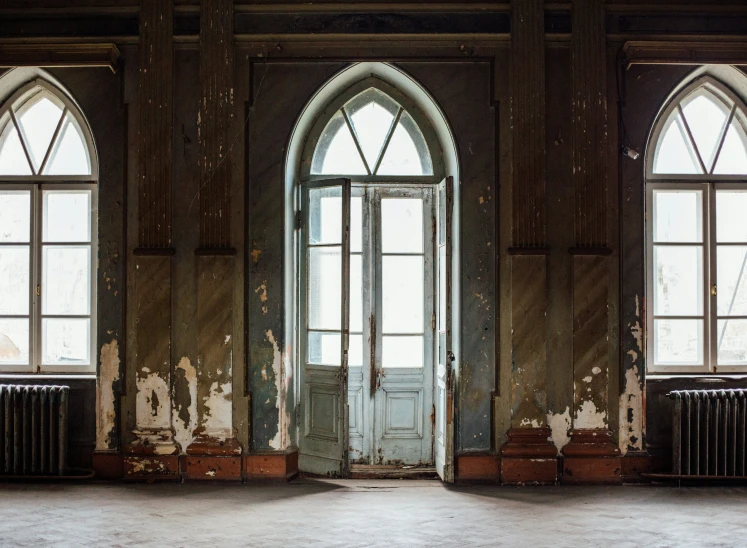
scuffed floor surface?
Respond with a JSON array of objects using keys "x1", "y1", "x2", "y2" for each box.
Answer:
[{"x1": 1, "y1": 480, "x2": 746, "y2": 547}]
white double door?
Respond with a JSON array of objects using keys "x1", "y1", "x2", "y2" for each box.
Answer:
[{"x1": 348, "y1": 185, "x2": 435, "y2": 466}]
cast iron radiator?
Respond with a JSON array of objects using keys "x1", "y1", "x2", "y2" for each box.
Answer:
[
  {"x1": 668, "y1": 389, "x2": 747, "y2": 477},
  {"x1": 0, "y1": 385, "x2": 69, "y2": 476}
]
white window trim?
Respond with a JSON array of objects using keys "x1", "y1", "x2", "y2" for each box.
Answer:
[
  {"x1": 646, "y1": 75, "x2": 747, "y2": 374},
  {"x1": 0, "y1": 78, "x2": 98, "y2": 374}
]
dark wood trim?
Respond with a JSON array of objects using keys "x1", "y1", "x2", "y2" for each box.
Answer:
[
  {"x1": 568, "y1": 246, "x2": 613, "y2": 256},
  {"x1": 623, "y1": 40, "x2": 747, "y2": 67},
  {"x1": 194, "y1": 247, "x2": 238, "y2": 256},
  {"x1": 0, "y1": 43, "x2": 120, "y2": 72},
  {"x1": 132, "y1": 247, "x2": 176, "y2": 256},
  {"x1": 507, "y1": 246, "x2": 550, "y2": 256}
]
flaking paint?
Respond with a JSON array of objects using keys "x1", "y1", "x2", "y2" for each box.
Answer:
[
  {"x1": 96, "y1": 339, "x2": 120, "y2": 451},
  {"x1": 266, "y1": 329, "x2": 290, "y2": 450},
  {"x1": 136, "y1": 371, "x2": 170, "y2": 430},
  {"x1": 173, "y1": 357, "x2": 197, "y2": 452},
  {"x1": 547, "y1": 406, "x2": 571, "y2": 452}
]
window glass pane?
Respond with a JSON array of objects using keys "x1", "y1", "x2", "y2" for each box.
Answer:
[
  {"x1": 43, "y1": 115, "x2": 91, "y2": 176},
  {"x1": 43, "y1": 191, "x2": 91, "y2": 242},
  {"x1": 382, "y1": 255, "x2": 424, "y2": 334},
  {"x1": 653, "y1": 112, "x2": 701, "y2": 174},
  {"x1": 42, "y1": 318, "x2": 90, "y2": 365},
  {"x1": 308, "y1": 247, "x2": 341, "y2": 330},
  {"x1": 382, "y1": 336, "x2": 423, "y2": 368},
  {"x1": 713, "y1": 121, "x2": 747, "y2": 175},
  {"x1": 381, "y1": 198, "x2": 423, "y2": 253},
  {"x1": 349, "y1": 334, "x2": 363, "y2": 368},
  {"x1": 0, "y1": 116, "x2": 32, "y2": 175},
  {"x1": 351, "y1": 196, "x2": 362, "y2": 253},
  {"x1": 717, "y1": 319, "x2": 747, "y2": 366},
  {"x1": 654, "y1": 319, "x2": 703, "y2": 366},
  {"x1": 0, "y1": 190, "x2": 30, "y2": 242},
  {"x1": 681, "y1": 92, "x2": 730, "y2": 170},
  {"x1": 653, "y1": 245, "x2": 703, "y2": 316},
  {"x1": 347, "y1": 98, "x2": 395, "y2": 169},
  {"x1": 717, "y1": 246, "x2": 747, "y2": 317},
  {"x1": 0, "y1": 246, "x2": 29, "y2": 315},
  {"x1": 311, "y1": 112, "x2": 367, "y2": 175},
  {"x1": 43, "y1": 245, "x2": 91, "y2": 315},
  {"x1": 350, "y1": 253, "x2": 362, "y2": 333},
  {"x1": 17, "y1": 95, "x2": 64, "y2": 172},
  {"x1": 377, "y1": 111, "x2": 433, "y2": 176},
  {"x1": 308, "y1": 187, "x2": 341, "y2": 245},
  {"x1": 308, "y1": 331, "x2": 340, "y2": 365},
  {"x1": 653, "y1": 189, "x2": 702, "y2": 243},
  {"x1": 0, "y1": 318, "x2": 29, "y2": 365},
  {"x1": 716, "y1": 190, "x2": 747, "y2": 243}
]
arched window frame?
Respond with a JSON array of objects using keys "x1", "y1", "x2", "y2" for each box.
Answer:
[
  {"x1": 0, "y1": 77, "x2": 98, "y2": 374},
  {"x1": 646, "y1": 75, "x2": 747, "y2": 374},
  {"x1": 301, "y1": 77, "x2": 445, "y2": 184}
]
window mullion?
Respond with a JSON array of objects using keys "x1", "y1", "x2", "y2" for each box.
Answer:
[
  {"x1": 707, "y1": 183, "x2": 717, "y2": 372},
  {"x1": 32, "y1": 184, "x2": 42, "y2": 372}
]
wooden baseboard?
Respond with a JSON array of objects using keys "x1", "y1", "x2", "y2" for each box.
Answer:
[
  {"x1": 124, "y1": 455, "x2": 180, "y2": 480},
  {"x1": 561, "y1": 429, "x2": 622, "y2": 484},
  {"x1": 456, "y1": 454, "x2": 500, "y2": 482},
  {"x1": 244, "y1": 450, "x2": 299, "y2": 481},
  {"x1": 183, "y1": 455, "x2": 243, "y2": 480},
  {"x1": 92, "y1": 451, "x2": 123, "y2": 480},
  {"x1": 500, "y1": 427, "x2": 559, "y2": 485}
]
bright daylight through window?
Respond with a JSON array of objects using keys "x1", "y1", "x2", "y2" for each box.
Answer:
[
  {"x1": 0, "y1": 81, "x2": 96, "y2": 373},
  {"x1": 648, "y1": 78, "x2": 747, "y2": 373}
]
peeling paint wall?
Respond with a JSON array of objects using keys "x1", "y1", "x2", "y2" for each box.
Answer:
[
  {"x1": 547, "y1": 407, "x2": 571, "y2": 452},
  {"x1": 96, "y1": 340, "x2": 121, "y2": 451},
  {"x1": 172, "y1": 357, "x2": 197, "y2": 452}
]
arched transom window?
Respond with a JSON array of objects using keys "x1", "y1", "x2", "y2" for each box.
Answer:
[
  {"x1": 0, "y1": 79, "x2": 97, "y2": 373},
  {"x1": 647, "y1": 76, "x2": 747, "y2": 373},
  {"x1": 304, "y1": 79, "x2": 442, "y2": 181}
]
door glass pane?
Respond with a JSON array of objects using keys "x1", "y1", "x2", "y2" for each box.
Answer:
[
  {"x1": 653, "y1": 246, "x2": 703, "y2": 316},
  {"x1": 42, "y1": 246, "x2": 91, "y2": 315},
  {"x1": 382, "y1": 336, "x2": 423, "y2": 368},
  {"x1": 351, "y1": 196, "x2": 362, "y2": 253},
  {"x1": 0, "y1": 190, "x2": 30, "y2": 242},
  {"x1": 0, "y1": 246, "x2": 29, "y2": 315},
  {"x1": 309, "y1": 187, "x2": 342, "y2": 245},
  {"x1": 717, "y1": 246, "x2": 747, "y2": 316},
  {"x1": 308, "y1": 247, "x2": 341, "y2": 330},
  {"x1": 308, "y1": 331, "x2": 340, "y2": 365},
  {"x1": 381, "y1": 198, "x2": 423, "y2": 253},
  {"x1": 349, "y1": 334, "x2": 363, "y2": 367},
  {"x1": 0, "y1": 318, "x2": 29, "y2": 365},
  {"x1": 716, "y1": 190, "x2": 747, "y2": 243},
  {"x1": 717, "y1": 320, "x2": 747, "y2": 365},
  {"x1": 654, "y1": 319, "x2": 703, "y2": 365},
  {"x1": 382, "y1": 255, "x2": 424, "y2": 333},
  {"x1": 42, "y1": 318, "x2": 90, "y2": 365},
  {"x1": 653, "y1": 189, "x2": 703, "y2": 243},
  {"x1": 350, "y1": 254, "x2": 362, "y2": 333},
  {"x1": 43, "y1": 191, "x2": 91, "y2": 242}
]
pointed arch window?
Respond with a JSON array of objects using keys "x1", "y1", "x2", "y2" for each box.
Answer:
[
  {"x1": 0, "y1": 79, "x2": 97, "y2": 373},
  {"x1": 305, "y1": 80, "x2": 441, "y2": 181},
  {"x1": 647, "y1": 77, "x2": 747, "y2": 374}
]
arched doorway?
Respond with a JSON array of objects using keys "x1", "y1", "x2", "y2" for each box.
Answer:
[{"x1": 285, "y1": 64, "x2": 459, "y2": 479}]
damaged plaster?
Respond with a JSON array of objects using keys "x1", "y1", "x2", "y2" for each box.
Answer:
[
  {"x1": 172, "y1": 357, "x2": 197, "y2": 452},
  {"x1": 575, "y1": 400, "x2": 607, "y2": 429},
  {"x1": 547, "y1": 407, "x2": 571, "y2": 452},
  {"x1": 136, "y1": 371, "x2": 171, "y2": 430},
  {"x1": 96, "y1": 340, "x2": 120, "y2": 451},
  {"x1": 201, "y1": 379, "x2": 233, "y2": 440},
  {"x1": 266, "y1": 329, "x2": 290, "y2": 450},
  {"x1": 619, "y1": 365, "x2": 644, "y2": 453}
]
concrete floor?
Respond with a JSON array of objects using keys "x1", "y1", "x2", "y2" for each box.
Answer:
[{"x1": 0, "y1": 480, "x2": 745, "y2": 547}]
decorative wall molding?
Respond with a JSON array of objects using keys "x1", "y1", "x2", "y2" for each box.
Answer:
[
  {"x1": 0, "y1": 43, "x2": 120, "y2": 71},
  {"x1": 623, "y1": 40, "x2": 747, "y2": 67}
]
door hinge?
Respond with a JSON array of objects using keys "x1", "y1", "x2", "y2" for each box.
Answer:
[
  {"x1": 431, "y1": 311, "x2": 436, "y2": 331},
  {"x1": 295, "y1": 210, "x2": 303, "y2": 230},
  {"x1": 432, "y1": 215, "x2": 437, "y2": 240},
  {"x1": 36, "y1": 285, "x2": 40, "y2": 297}
]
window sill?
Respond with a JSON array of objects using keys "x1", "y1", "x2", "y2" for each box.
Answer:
[
  {"x1": 647, "y1": 373, "x2": 747, "y2": 381},
  {"x1": 0, "y1": 373, "x2": 96, "y2": 381}
]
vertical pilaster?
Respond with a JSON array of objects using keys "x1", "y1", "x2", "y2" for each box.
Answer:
[
  {"x1": 562, "y1": 0, "x2": 621, "y2": 484},
  {"x1": 186, "y1": 0, "x2": 241, "y2": 479},
  {"x1": 125, "y1": 0, "x2": 179, "y2": 478},
  {"x1": 500, "y1": 0, "x2": 557, "y2": 485}
]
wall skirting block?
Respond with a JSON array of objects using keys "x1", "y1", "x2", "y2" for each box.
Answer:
[
  {"x1": 244, "y1": 450, "x2": 299, "y2": 481},
  {"x1": 561, "y1": 429, "x2": 621, "y2": 484},
  {"x1": 183, "y1": 455, "x2": 242, "y2": 480},
  {"x1": 500, "y1": 427, "x2": 558, "y2": 485},
  {"x1": 92, "y1": 451, "x2": 123, "y2": 480},
  {"x1": 123, "y1": 455, "x2": 180, "y2": 480},
  {"x1": 456, "y1": 454, "x2": 500, "y2": 482}
]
